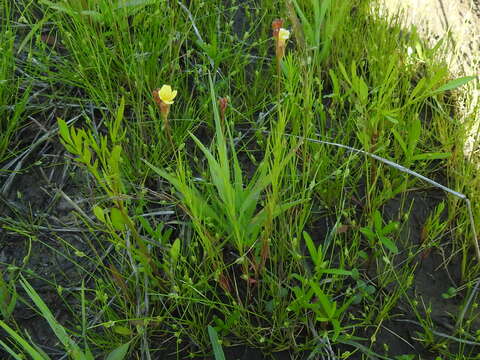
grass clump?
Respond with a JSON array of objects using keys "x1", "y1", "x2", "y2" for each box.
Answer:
[{"x1": 0, "y1": 0, "x2": 479, "y2": 359}]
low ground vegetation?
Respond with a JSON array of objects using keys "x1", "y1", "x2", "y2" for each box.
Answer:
[{"x1": 0, "y1": 0, "x2": 480, "y2": 359}]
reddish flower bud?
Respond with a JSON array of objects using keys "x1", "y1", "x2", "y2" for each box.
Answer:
[
  {"x1": 272, "y1": 18, "x2": 284, "y2": 39},
  {"x1": 218, "y1": 97, "x2": 228, "y2": 120}
]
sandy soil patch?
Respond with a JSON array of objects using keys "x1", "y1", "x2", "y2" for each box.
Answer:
[{"x1": 379, "y1": 0, "x2": 480, "y2": 159}]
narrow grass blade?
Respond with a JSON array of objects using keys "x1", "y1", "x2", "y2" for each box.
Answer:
[
  {"x1": 207, "y1": 326, "x2": 226, "y2": 360},
  {"x1": 0, "y1": 320, "x2": 49, "y2": 360},
  {"x1": 19, "y1": 277, "x2": 88, "y2": 360},
  {"x1": 431, "y1": 75, "x2": 476, "y2": 94},
  {"x1": 0, "y1": 340, "x2": 27, "y2": 360}
]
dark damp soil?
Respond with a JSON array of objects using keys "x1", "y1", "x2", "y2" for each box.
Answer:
[{"x1": 0, "y1": 159, "x2": 94, "y2": 356}]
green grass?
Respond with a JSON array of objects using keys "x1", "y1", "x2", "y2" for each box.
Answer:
[
  {"x1": 1, "y1": 0, "x2": 480, "y2": 359},
  {"x1": 0, "y1": 1, "x2": 30, "y2": 164}
]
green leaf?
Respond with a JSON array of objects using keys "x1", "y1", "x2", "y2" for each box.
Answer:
[
  {"x1": 409, "y1": 77, "x2": 426, "y2": 102},
  {"x1": 57, "y1": 118, "x2": 72, "y2": 145},
  {"x1": 170, "y1": 238, "x2": 181, "y2": 264},
  {"x1": 359, "y1": 227, "x2": 375, "y2": 241},
  {"x1": 0, "y1": 321, "x2": 48, "y2": 360},
  {"x1": 93, "y1": 205, "x2": 106, "y2": 223},
  {"x1": 379, "y1": 236, "x2": 399, "y2": 254},
  {"x1": 317, "y1": 269, "x2": 352, "y2": 276},
  {"x1": 303, "y1": 231, "x2": 318, "y2": 266},
  {"x1": 79, "y1": 10, "x2": 104, "y2": 22},
  {"x1": 331, "y1": 318, "x2": 341, "y2": 341},
  {"x1": 137, "y1": 216, "x2": 155, "y2": 237},
  {"x1": 208, "y1": 74, "x2": 228, "y2": 172},
  {"x1": 110, "y1": 207, "x2": 126, "y2": 231},
  {"x1": 310, "y1": 282, "x2": 334, "y2": 318},
  {"x1": 105, "y1": 342, "x2": 130, "y2": 360},
  {"x1": 411, "y1": 152, "x2": 451, "y2": 161},
  {"x1": 142, "y1": 159, "x2": 219, "y2": 224},
  {"x1": 355, "y1": 76, "x2": 369, "y2": 105},
  {"x1": 111, "y1": 97, "x2": 125, "y2": 144},
  {"x1": 116, "y1": 0, "x2": 156, "y2": 9},
  {"x1": 381, "y1": 221, "x2": 398, "y2": 236},
  {"x1": 431, "y1": 75, "x2": 476, "y2": 94},
  {"x1": 391, "y1": 128, "x2": 407, "y2": 156},
  {"x1": 207, "y1": 326, "x2": 226, "y2": 360},
  {"x1": 329, "y1": 69, "x2": 340, "y2": 99},
  {"x1": 373, "y1": 210, "x2": 383, "y2": 232},
  {"x1": 19, "y1": 278, "x2": 88, "y2": 359},
  {"x1": 39, "y1": 0, "x2": 76, "y2": 15},
  {"x1": 338, "y1": 61, "x2": 352, "y2": 87},
  {"x1": 408, "y1": 117, "x2": 421, "y2": 157},
  {"x1": 291, "y1": 0, "x2": 313, "y2": 45},
  {"x1": 0, "y1": 274, "x2": 16, "y2": 319},
  {"x1": 112, "y1": 326, "x2": 132, "y2": 336},
  {"x1": 0, "y1": 339, "x2": 26, "y2": 360},
  {"x1": 384, "y1": 114, "x2": 398, "y2": 124}
]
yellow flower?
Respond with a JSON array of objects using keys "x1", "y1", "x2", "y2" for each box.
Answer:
[
  {"x1": 278, "y1": 28, "x2": 290, "y2": 43},
  {"x1": 158, "y1": 85, "x2": 177, "y2": 105}
]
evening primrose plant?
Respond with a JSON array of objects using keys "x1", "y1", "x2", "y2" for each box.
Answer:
[
  {"x1": 145, "y1": 77, "x2": 304, "y2": 279},
  {"x1": 153, "y1": 84, "x2": 178, "y2": 139}
]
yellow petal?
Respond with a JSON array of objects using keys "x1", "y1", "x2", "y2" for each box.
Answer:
[
  {"x1": 158, "y1": 85, "x2": 177, "y2": 104},
  {"x1": 158, "y1": 85, "x2": 170, "y2": 98},
  {"x1": 278, "y1": 28, "x2": 290, "y2": 41}
]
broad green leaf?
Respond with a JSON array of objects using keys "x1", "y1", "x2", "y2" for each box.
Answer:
[
  {"x1": 384, "y1": 114, "x2": 398, "y2": 124},
  {"x1": 57, "y1": 118, "x2": 71, "y2": 145},
  {"x1": 355, "y1": 76, "x2": 369, "y2": 105},
  {"x1": 110, "y1": 207, "x2": 126, "y2": 231},
  {"x1": 113, "y1": 326, "x2": 132, "y2": 336},
  {"x1": 381, "y1": 221, "x2": 398, "y2": 236},
  {"x1": 379, "y1": 236, "x2": 398, "y2": 254},
  {"x1": 105, "y1": 342, "x2": 131, "y2": 360},
  {"x1": 170, "y1": 238, "x2": 181, "y2": 264},
  {"x1": 208, "y1": 75, "x2": 228, "y2": 172},
  {"x1": 359, "y1": 227, "x2": 375, "y2": 241},
  {"x1": 373, "y1": 210, "x2": 383, "y2": 232},
  {"x1": 189, "y1": 133, "x2": 230, "y2": 204},
  {"x1": 142, "y1": 159, "x2": 219, "y2": 223},
  {"x1": 93, "y1": 205, "x2": 106, "y2": 223}
]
